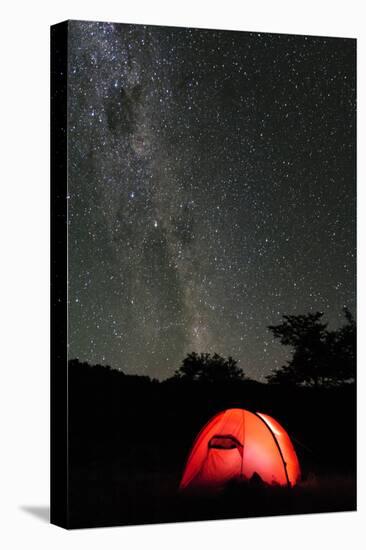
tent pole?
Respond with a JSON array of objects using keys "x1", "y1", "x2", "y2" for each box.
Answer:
[{"x1": 254, "y1": 412, "x2": 291, "y2": 488}]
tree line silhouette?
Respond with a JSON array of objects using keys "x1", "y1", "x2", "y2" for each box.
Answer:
[
  {"x1": 68, "y1": 308, "x2": 355, "y2": 387},
  {"x1": 170, "y1": 308, "x2": 355, "y2": 387}
]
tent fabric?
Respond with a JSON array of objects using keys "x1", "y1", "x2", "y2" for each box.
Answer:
[{"x1": 180, "y1": 408, "x2": 300, "y2": 490}]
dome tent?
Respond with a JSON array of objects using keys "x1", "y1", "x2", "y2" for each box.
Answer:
[{"x1": 180, "y1": 408, "x2": 300, "y2": 490}]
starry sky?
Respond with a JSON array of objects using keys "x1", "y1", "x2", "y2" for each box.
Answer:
[{"x1": 67, "y1": 21, "x2": 356, "y2": 380}]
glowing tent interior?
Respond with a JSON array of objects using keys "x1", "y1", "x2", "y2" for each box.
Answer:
[{"x1": 180, "y1": 408, "x2": 301, "y2": 490}]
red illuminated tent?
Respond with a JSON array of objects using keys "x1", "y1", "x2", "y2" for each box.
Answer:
[{"x1": 180, "y1": 408, "x2": 300, "y2": 490}]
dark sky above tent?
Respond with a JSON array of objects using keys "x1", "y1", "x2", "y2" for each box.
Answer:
[{"x1": 67, "y1": 21, "x2": 356, "y2": 380}]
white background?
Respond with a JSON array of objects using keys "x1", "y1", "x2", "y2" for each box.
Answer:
[{"x1": 0, "y1": 1, "x2": 364, "y2": 548}]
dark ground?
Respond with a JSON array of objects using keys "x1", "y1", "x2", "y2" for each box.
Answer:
[{"x1": 67, "y1": 360, "x2": 356, "y2": 528}]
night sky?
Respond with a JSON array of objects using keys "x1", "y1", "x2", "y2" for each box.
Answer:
[{"x1": 67, "y1": 21, "x2": 356, "y2": 380}]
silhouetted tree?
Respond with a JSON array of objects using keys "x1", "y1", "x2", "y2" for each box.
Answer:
[
  {"x1": 266, "y1": 309, "x2": 356, "y2": 387},
  {"x1": 173, "y1": 352, "x2": 245, "y2": 382},
  {"x1": 325, "y1": 308, "x2": 356, "y2": 383}
]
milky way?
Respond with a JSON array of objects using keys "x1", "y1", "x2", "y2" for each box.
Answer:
[{"x1": 67, "y1": 21, "x2": 356, "y2": 380}]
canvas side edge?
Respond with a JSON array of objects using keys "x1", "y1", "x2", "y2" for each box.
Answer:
[{"x1": 50, "y1": 20, "x2": 69, "y2": 529}]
